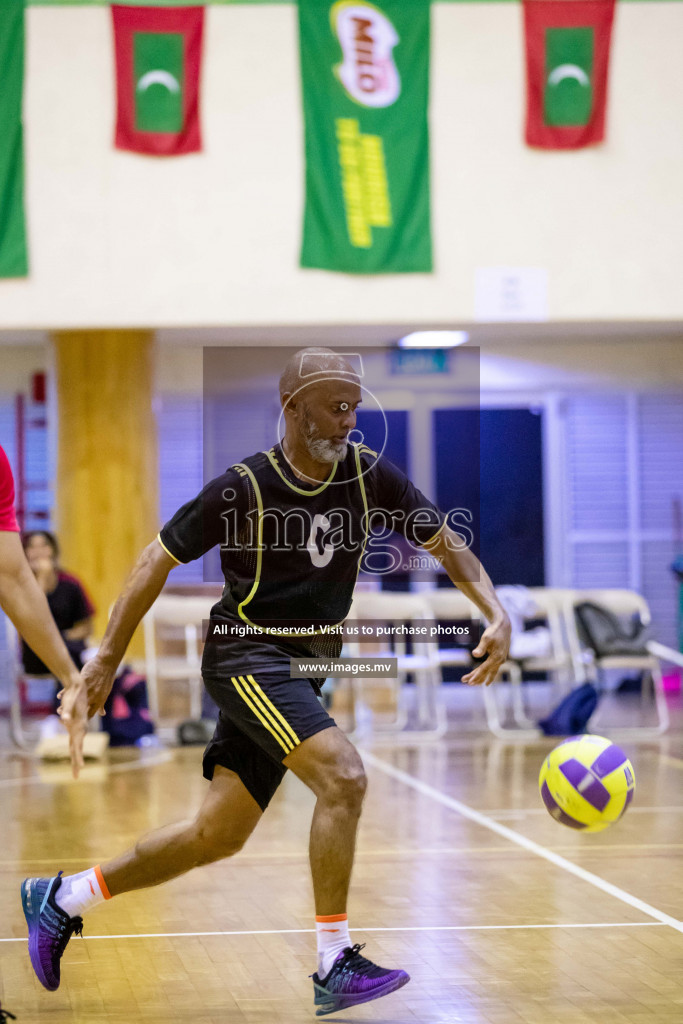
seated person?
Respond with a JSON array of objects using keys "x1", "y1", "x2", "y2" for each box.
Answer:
[{"x1": 21, "y1": 532, "x2": 95, "y2": 694}]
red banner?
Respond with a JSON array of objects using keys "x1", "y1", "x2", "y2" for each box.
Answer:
[
  {"x1": 112, "y1": 6, "x2": 204, "y2": 156},
  {"x1": 524, "y1": 0, "x2": 616, "y2": 150}
]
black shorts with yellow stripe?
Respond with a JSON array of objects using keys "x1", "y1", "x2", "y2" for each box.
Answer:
[{"x1": 201, "y1": 672, "x2": 335, "y2": 811}]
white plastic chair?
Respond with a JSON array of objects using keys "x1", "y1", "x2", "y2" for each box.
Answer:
[
  {"x1": 420, "y1": 588, "x2": 479, "y2": 672},
  {"x1": 142, "y1": 594, "x2": 211, "y2": 724},
  {"x1": 423, "y1": 587, "x2": 541, "y2": 739},
  {"x1": 344, "y1": 589, "x2": 446, "y2": 740},
  {"x1": 516, "y1": 588, "x2": 581, "y2": 686},
  {"x1": 481, "y1": 586, "x2": 594, "y2": 739},
  {"x1": 569, "y1": 588, "x2": 670, "y2": 736}
]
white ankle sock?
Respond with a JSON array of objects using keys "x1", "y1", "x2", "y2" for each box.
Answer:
[
  {"x1": 55, "y1": 866, "x2": 111, "y2": 918},
  {"x1": 316, "y1": 914, "x2": 351, "y2": 978}
]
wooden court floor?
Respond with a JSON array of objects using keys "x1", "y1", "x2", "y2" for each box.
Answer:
[{"x1": 2, "y1": 701, "x2": 683, "y2": 1023}]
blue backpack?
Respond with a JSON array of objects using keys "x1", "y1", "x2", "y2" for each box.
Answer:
[{"x1": 538, "y1": 682, "x2": 599, "y2": 736}]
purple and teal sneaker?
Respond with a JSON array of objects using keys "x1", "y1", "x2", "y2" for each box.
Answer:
[
  {"x1": 21, "y1": 872, "x2": 83, "y2": 991},
  {"x1": 312, "y1": 943, "x2": 409, "y2": 1016}
]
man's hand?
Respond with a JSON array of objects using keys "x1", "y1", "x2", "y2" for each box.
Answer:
[
  {"x1": 58, "y1": 657, "x2": 117, "y2": 779},
  {"x1": 461, "y1": 615, "x2": 511, "y2": 687},
  {"x1": 420, "y1": 527, "x2": 512, "y2": 687},
  {"x1": 57, "y1": 670, "x2": 88, "y2": 779},
  {"x1": 81, "y1": 656, "x2": 118, "y2": 718}
]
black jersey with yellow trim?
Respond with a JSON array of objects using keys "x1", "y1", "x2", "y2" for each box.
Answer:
[{"x1": 159, "y1": 441, "x2": 445, "y2": 640}]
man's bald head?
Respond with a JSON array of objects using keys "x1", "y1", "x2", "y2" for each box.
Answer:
[
  {"x1": 279, "y1": 348, "x2": 362, "y2": 467},
  {"x1": 279, "y1": 348, "x2": 359, "y2": 405}
]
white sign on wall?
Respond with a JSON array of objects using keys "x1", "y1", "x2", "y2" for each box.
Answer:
[{"x1": 474, "y1": 267, "x2": 548, "y2": 322}]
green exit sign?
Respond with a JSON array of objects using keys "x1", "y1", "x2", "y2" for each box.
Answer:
[{"x1": 390, "y1": 349, "x2": 450, "y2": 375}]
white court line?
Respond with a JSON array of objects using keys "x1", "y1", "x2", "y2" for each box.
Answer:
[
  {"x1": 0, "y1": 751, "x2": 173, "y2": 788},
  {"x1": 0, "y1": 921, "x2": 665, "y2": 943},
  {"x1": 487, "y1": 806, "x2": 683, "y2": 817},
  {"x1": 362, "y1": 750, "x2": 683, "y2": 935}
]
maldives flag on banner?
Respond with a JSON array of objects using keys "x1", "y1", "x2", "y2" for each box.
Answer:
[
  {"x1": 112, "y1": 6, "x2": 204, "y2": 156},
  {"x1": 523, "y1": 0, "x2": 616, "y2": 149}
]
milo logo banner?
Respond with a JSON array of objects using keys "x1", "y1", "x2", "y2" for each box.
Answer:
[{"x1": 299, "y1": 0, "x2": 432, "y2": 274}]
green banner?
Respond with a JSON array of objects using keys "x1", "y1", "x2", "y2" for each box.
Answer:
[
  {"x1": 299, "y1": 0, "x2": 432, "y2": 274},
  {"x1": 544, "y1": 27, "x2": 594, "y2": 127},
  {"x1": 134, "y1": 32, "x2": 185, "y2": 133},
  {"x1": 0, "y1": 0, "x2": 28, "y2": 278}
]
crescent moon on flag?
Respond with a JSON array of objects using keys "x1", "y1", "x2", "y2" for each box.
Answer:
[
  {"x1": 547, "y1": 64, "x2": 590, "y2": 88},
  {"x1": 137, "y1": 70, "x2": 181, "y2": 94}
]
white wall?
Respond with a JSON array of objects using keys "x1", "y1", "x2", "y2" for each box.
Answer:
[{"x1": 0, "y1": 4, "x2": 682, "y2": 328}]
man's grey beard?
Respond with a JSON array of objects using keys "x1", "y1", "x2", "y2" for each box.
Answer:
[{"x1": 303, "y1": 415, "x2": 348, "y2": 464}]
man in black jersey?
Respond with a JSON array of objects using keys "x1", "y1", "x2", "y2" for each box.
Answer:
[{"x1": 28, "y1": 348, "x2": 511, "y2": 1014}]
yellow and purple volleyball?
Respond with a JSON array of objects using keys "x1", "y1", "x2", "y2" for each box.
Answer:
[{"x1": 539, "y1": 735, "x2": 635, "y2": 832}]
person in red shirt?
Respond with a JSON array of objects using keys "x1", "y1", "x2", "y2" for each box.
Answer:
[
  {"x1": 0, "y1": 445, "x2": 86, "y2": 774},
  {"x1": 0, "y1": 445, "x2": 19, "y2": 533}
]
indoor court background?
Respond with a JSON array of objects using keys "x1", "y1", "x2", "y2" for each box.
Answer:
[{"x1": 2, "y1": 1, "x2": 683, "y2": 1022}]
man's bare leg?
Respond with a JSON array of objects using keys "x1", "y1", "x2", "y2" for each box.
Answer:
[
  {"x1": 101, "y1": 765, "x2": 263, "y2": 895},
  {"x1": 284, "y1": 725, "x2": 409, "y2": 1009},
  {"x1": 284, "y1": 726, "x2": 366, "y2": 916}
]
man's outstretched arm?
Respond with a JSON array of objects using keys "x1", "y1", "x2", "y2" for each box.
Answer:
[
  {"x1": 422, "y1": 526, "x2": 511, "y2": 687},
  {"x1": 78, "y1": 539, "x2": 178, "y2": 717}
]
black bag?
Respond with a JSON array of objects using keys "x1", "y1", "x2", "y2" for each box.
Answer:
[
  {"x1": 538, "y1": 682, "x2": 599, "y2": 736},
  {"x1": 177, "y1": 719, "x2": 216, "y2": 746},
  {"x1": 574, "y1": 601, "x2": 651, "y2": 658}
]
